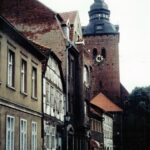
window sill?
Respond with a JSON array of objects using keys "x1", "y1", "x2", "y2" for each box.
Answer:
[
  {"x1": 6, "y1": 84, "x2": 16, "y2": 91},
  {"x1": 31, "y1": 96, "x2": 38, "y2": 101},
  {"x1": 20, "y1": 91, "x2": 28, "y2": 97}
]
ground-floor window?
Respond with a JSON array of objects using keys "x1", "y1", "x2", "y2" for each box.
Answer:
[
  {"x1": 44, "y1": 124, "x2": 57, "y2": 150},
  {"x1": 6, "y1": 115, "x2": 15, "y2": 150},
  {"x1": 32, "y1": 121, "x2": 37, "y2": 150},
  {"x1": 20, "y1": 119, "x2": 27, "y2": 150}
]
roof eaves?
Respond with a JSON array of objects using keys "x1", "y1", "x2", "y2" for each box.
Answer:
[{"x1": 0, "y1": 16, "x2": 46, "y2": 61}]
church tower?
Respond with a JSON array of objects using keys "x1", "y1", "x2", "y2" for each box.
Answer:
[{"x1": 83, "y1": 0, "x2": 120, "y2": 101}]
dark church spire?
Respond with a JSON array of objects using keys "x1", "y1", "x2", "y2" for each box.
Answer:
[{"x1": 82, "y1": 0, "x2": 119, "y2": 35}]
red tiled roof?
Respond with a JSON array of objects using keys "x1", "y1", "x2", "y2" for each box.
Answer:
[
  {"x1": 60, "y1": 11, "x2": 78, "y2": 24},
  {"x1": 1, "y1": 0, "x2": 62, "y2": 40},
  {"x1": 90, "y1": 93, "x2": 123, "y2": 112}
]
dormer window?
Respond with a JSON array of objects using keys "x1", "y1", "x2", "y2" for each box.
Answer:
[
  {"x1": 96, "y1": 25, "x2": 103, "y2": 30},
  {"x1": 62, "y1": 24, "x2": 70, "y2": 40}
]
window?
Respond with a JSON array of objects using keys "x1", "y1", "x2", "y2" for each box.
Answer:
[
  {"x1": 50, "y1": 86, "x2": 54, "y2": 114},
  {"x1": 45, "y1": 126, "x2": 51, "y2": 149},
  {"x1": 84, "y1": 101, "x2": 87, "y2": 116},
  {"x1": 0, "y1": 37, "x2": 1, "y2": 82},
  {"x1": 51, "y1": 127, "x2": 56, "y2": 149},
  {"x1": 59, "y1": 93, "x2": 64, "y2": 120},
  {"x1": 45, "y1": 125, "x2": 56, "y2": 150},
  {"x1": 32, "y1": 122, "x2": 37, "y2": 150},
  {"x1": 69, "y1": 55, "x2": 75, "y2": 79},
  {"x1": 21, "y1": 59, "x2": 27, "y2": 93},
  {"x1": 55, "y1": 90, "x2": 60, "y2": 115},
  {"x1": 59, "y1": 93, "x2": 63, "y2": 113},
  {"x1": 93, "y1": 48, "x2": 97, "y2": 59},
  {"x1": 46, "y1": 82, "x2": 50, "y2": 114},
  {"x1": 6, "y1": 115, "x2": 15, "y2": 150},
  {"x1": 20, "y1": 119, "x2": 27, "y2": 150},
  {"x1": 101, "y1": 48, "x2": 106, "y2": 59},
  {"x1": 99, "y1": 81, "x2": 103, "y2": 89},
  {"x1": 62, "y1": 25, "x2": 70, "y2": 40},
  {"x1": 32, "y1": 67, "x2": 37, "y2": 98},
  {"x1": 7, "y1": 50, "x2": 15, "y2": 87},
  {"x1": 96, "y1": 25, "x2": 103, "y2": 30},
  {"x1": 83, "y1": 66, "x2": 89, "y2": 85}
]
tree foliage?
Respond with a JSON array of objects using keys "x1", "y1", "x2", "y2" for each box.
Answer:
[
  {"x1": 123, "y1": 86, "x2": 150, "y2": 150},
  {"x1": 129, "y1": 86, "x2": 150, "y2": 110}
]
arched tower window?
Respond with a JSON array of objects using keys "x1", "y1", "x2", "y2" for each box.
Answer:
[
  {"x1": 93, "y1": 48, "x2": 97, "y2": 59},
  {"x1": 101, "y1": 48, "x2": 106, "y2": 59},
  {"x1": 99, "y1": 81, "x2": 103, "y2": 89},
  {"x1": 90, "y1": 66, "x2": 93, "y2": 72}
]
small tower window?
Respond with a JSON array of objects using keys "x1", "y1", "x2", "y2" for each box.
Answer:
[
  {"x1": 90, "y1": 66, "x2": 93, "y2": 72},
  {"x1": 93, "y1": 48, "x2": 97, "y2": 59},
  {"x1": 99, "y1": 81, "x2": 103, "y2": 89},
  {"x1": 101, "y1": 48, "x2": 106, "y2": 59}
]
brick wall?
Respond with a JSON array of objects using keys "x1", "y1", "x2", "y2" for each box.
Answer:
[{"x1": 84, "y1": 34, "x2": 120, "y2": 101}]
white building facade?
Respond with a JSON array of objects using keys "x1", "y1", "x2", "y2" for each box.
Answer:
[
  {"x1": 103, "y1": 114, "x2": 113, "y2": 150},
  {"x1": 43, "y1": 54, "x2": 65, "y2": 150}
]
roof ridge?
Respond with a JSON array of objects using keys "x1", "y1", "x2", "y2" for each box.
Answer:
[{"x1": 60, "y1": 10, "x2": 78, "y2": 14}]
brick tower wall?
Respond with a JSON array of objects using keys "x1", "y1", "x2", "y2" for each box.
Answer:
[{"x1": 84, "y1": 34, "x2": 120, "y2": 101}]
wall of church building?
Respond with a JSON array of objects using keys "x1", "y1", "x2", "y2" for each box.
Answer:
[{"x1": 84, "y1": 34, "x2": 120, "y2": 101}]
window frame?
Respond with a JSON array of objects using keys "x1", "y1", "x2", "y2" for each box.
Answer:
[
  {"x1": 31, "y1": 67, "x2": 37, "y2": 99},
  {"x1": 93, "y1": 48, "x2": 97, "y2": 59},
  {"x1": 101, "y1": 48, "x2": 106, "y2": 59},
  {"x1": 7, "y1": 49, "x2": 15, "y2": 88},
  {"x1": 20, "y1": 119, "x2": 27, "y2": 150},
  {"x1": 45, "y1": 125, "x2": 52, "y2": 149},
  {"x1": 83, "y1": 66, "x2": 89, "y2": 86},
  {"x1": 6, "y1": 115, "x2": 15, "y2": 150},
  {"x1": 0, "y1": 36, "x2": 2, "y2": 83},
  {"x1": 21, "y1": 59, "x2": 27, "y2": 94},
  {"x1": 84, "y1": 101, "x2": 87, "y2": 116},
  {"x1": 50, "y1": 85, "x2": 54, "y2": 113},
  {"x1": 46, "y1": 82, "x2": 51, "y2": 114},
  {"x1": 31, "y1": 121, "x2": 37, "y2": 150},
  {"x1": 51, "y1": 126, "x2": 56, "y2": 149},
  {"x1": 55, "y1": 90, "x2": 60, "y2": 115}
]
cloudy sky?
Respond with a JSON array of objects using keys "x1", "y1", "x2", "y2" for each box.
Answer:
[{"x1": 39, "y1": 0, "x2": 150, "y2": 92}]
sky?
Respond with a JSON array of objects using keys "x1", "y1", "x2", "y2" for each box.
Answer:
[{"x1": 39, "y1": 0, "x2": 150, "y2": 93}]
